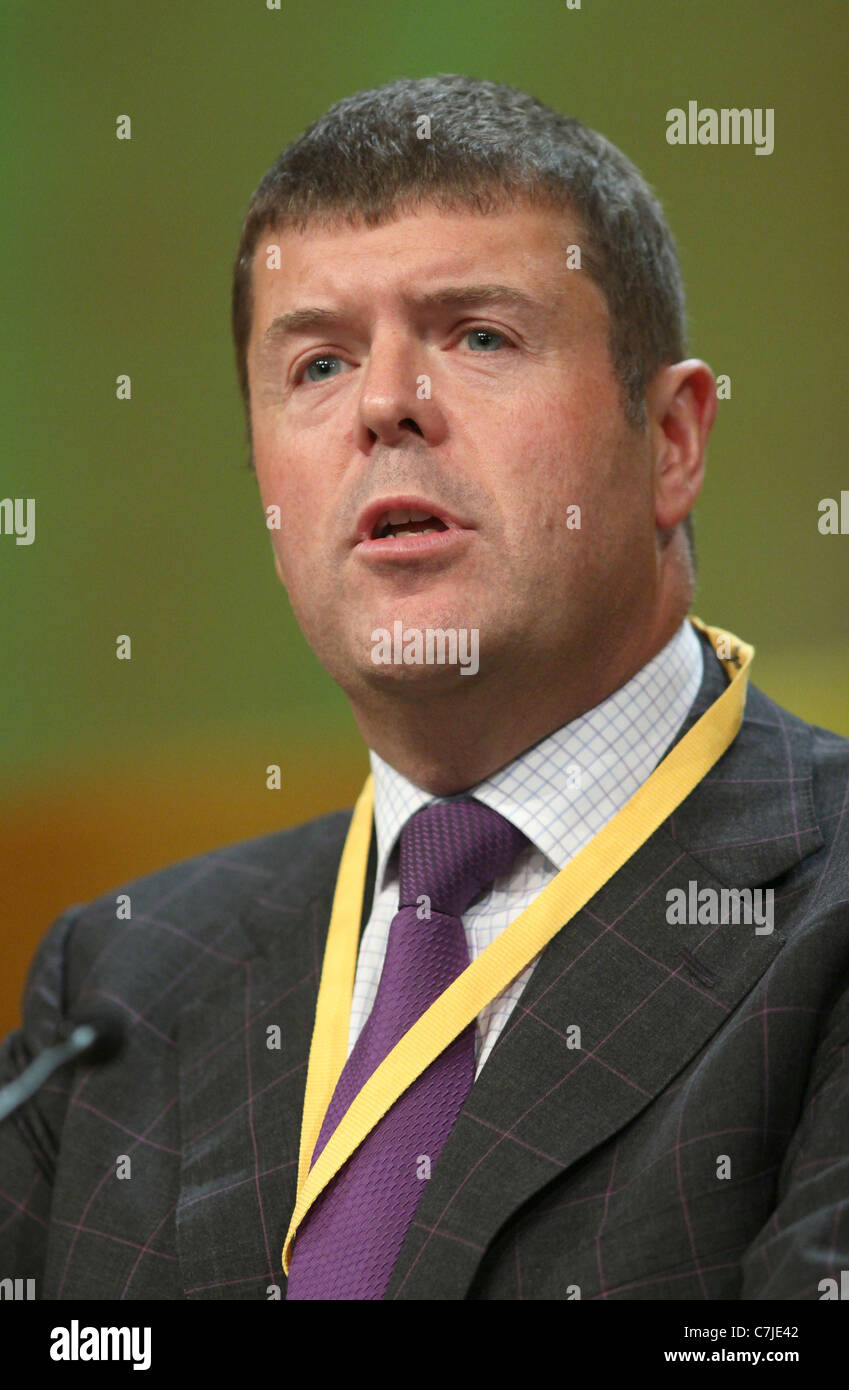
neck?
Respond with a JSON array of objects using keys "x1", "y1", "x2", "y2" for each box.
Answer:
[{"x1": 351, "y1": 598, "x2": 690, "y2": 797}]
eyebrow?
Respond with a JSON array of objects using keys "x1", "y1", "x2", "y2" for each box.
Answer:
[{"x1": 258, "y1": 283, "x2": 552, "y2": 353}]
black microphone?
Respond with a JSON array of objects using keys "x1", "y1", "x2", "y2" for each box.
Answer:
[{"x1": 0, "y1": 1008, "x2": 126, "y2": 1124}]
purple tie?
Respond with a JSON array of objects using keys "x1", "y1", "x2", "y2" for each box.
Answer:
[{"x1": 285, "y1": 798, "x2": 528, "y2": 1300}]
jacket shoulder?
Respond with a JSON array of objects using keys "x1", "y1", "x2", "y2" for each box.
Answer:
[
  {"x1": 746, "y1": 679, "x2": 849, "y2": 845},
  {"x1": 82, "y1": 804, "x2": 352, "y2": 920},
  {"x1": 33, "y1": 806, "x2": 353, "y2": 1000}
]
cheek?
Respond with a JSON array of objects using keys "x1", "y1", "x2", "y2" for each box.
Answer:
[
  {"x1": 511, "y1": 394, "x2": 611, "y2": 526},
  {"x1": 252, "y1": 465, "x2": 308, "y2": 596},
  {"x1": 270, "y1": 519, "x2": 301, "y2": 586},
  {"x1": 253, "y1": 428, "x2": 318, "y2": 529}
]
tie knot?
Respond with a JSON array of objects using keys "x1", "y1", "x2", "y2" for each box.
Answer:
[{"x1": 397, "y1": 798, "x2": 528, "y2": 918}]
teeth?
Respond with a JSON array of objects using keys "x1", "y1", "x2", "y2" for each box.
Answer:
[{"x1": 373, "y1": 507, "x2": 449, "y2": 539}]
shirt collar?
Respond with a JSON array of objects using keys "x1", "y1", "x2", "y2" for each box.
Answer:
[{"x1": 369, "y1": 616, "x2": 704, "y2": 888}]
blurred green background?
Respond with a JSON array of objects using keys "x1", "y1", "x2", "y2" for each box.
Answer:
[{"x1": 2, "y1": 0, "x2": 847, "y2": 1030}]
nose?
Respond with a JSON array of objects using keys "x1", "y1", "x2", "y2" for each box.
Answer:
[{"x1": 354, "y1": 329, "x2": 444, "y2": 451}]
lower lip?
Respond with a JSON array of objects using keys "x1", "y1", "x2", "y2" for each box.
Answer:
[{"x1": 354, "y1": 528, "x2": 473, "y2": 560}]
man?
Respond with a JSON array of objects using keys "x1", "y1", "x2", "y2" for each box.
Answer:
[{"x1": 2, "y1": 76, "x2": 847, "y2": 1301}]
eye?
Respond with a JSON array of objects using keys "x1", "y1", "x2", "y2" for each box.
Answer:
[
  {"x1": 463, "y1": 327, "x2": 507, "y2": 352},
  {"x1": 301, "y1": 354, "x2": 349, "y2": 384}
]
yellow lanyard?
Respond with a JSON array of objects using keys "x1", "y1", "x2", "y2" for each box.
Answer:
[{"x1": 282, "y1": 617, "x2": 753, "y2": 1273}]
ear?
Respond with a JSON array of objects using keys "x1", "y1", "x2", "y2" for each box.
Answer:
[{"x1": 645, "y1": 360, "x2": 717, "y2": 531}]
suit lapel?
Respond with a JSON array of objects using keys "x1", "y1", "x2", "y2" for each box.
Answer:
[
  {"x1": 385, "y1": 635, "x2": 823, "y2": 1299},
  {"x1": 174, "y1": 812, "x2": 363, "y2": 1298}
]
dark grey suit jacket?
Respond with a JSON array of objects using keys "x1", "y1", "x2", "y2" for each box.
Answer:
[{"x1": 2, "y1": 629, "x2": 848, "y2": 1299}]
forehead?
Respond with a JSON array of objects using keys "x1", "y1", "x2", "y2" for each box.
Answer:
[{"x1": 248, "y1": 202, "x2": 605, "y2": 332}]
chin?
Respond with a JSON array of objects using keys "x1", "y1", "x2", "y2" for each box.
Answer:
[{"x1": 358, "y1": 658, "x2": 480, "y2": 694}]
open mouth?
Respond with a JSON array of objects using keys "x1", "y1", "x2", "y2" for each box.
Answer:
[
  {"x1": 353, "y1": 495, "x2": 471, "y2": 555},
  {"x1": 372, "y1": 509, "x2": 451, "y2": 540}
]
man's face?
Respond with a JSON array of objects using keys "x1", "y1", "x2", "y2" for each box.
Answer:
[{"x1": 247, "y1": 202, "x2": 659, "y2": 698}]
